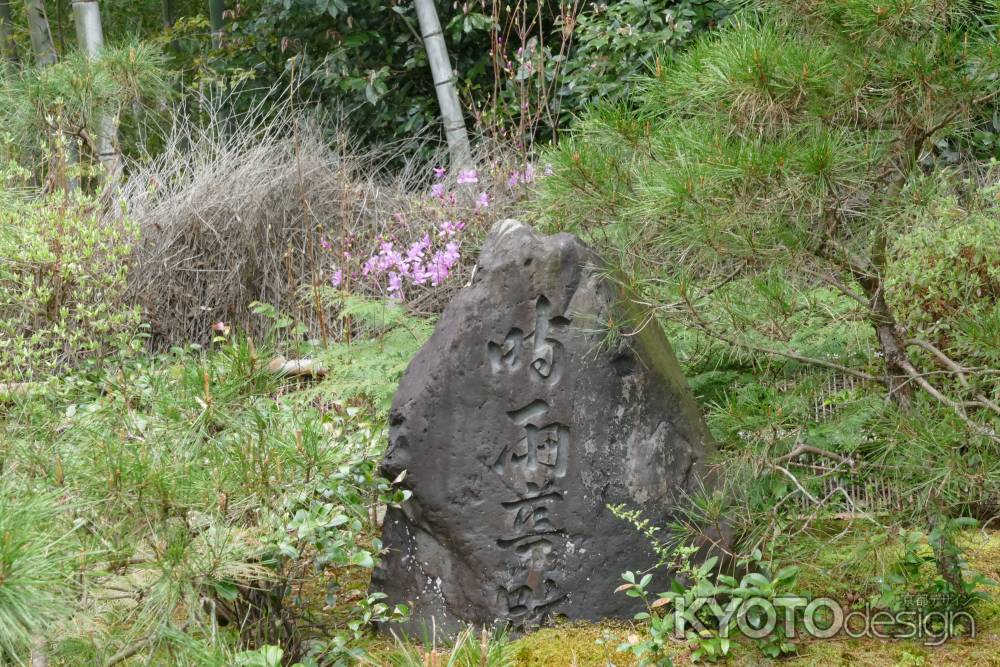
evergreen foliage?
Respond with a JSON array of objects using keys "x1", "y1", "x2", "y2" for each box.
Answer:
[{"x1": 539, "y1": 0, "x2": 1000, "y2": 593}]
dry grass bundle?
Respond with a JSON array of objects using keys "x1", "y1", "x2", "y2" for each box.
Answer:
[{"x1": 122, "y1": 93, "x2": 523, "y2": 348}]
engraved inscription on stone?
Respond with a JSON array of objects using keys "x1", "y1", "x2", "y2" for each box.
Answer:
[
  {"x1": 488, "y1": 296, "x2": 570, "y2": 385},
  {"x1": 487, "y1": 295, "x2": 572, "y2": 624}
]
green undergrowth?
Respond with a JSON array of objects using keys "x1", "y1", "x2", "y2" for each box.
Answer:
[
  {"x1": 3, "y1": 294, "x2": 999, "y2": 664},
  {"x1": 0, "y1": 297, "x2": 428, "y2": 665}
]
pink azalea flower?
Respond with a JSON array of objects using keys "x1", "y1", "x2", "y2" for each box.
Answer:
[
  {"x1": 330, "y1": 269, "x2": 343, "y2": 287},
  {"x1": 523, "y1": 163, "x2": 535, "y2": 183},
  {"x1": 439, "y1": 220, "x2": 461, "y2": 237},
  {"x1": 388, "y1": 271, "x2": 403, "y2": 295},
  {"x1": 428, "y1": 253, "x2": 451, "y2": 286},
  {"x1": 433, "y1": 166, "x2": 447, "y2": 179},
  {"x1": 476, "y1": 191, "x2": 491, "y2": 210},
  {"x1": 442, "y1": 241, "x2": 460, "y2": 267},
  {"x1": 411, "y1": 262, "x2": 430, "y2": 285},
  {"x1": 406, "y1": 235, "x2": 430, "y2": 264},
  {"x1": 456, "y1": 169, "x2": 479, "y2": 185},
  {"x1": 430, "y1": 182, "x2": 445, "y2": 198},
  {"x1": 319, "y1": 236, "x2": 332, "y2": 250}
]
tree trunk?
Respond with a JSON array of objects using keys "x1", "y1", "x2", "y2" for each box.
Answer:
[
  {"x1": 0, "y1": 0, "x2": 19, "y2": 71},
  {"x1": 72, "y1": 0, "x2": 119, "y2": 188},
  {"x1": 413, "y1": 0, "x2": 472, "y2": 170},
  {"x1": 161, "y1": 0, "x2": 174, "y2": 28},
  {"x1": 23, "y1": 0, "x2": 56, "y2": 66},
  {"x1": 209, "y1": 0, "x2": 223, "y2": 48}
]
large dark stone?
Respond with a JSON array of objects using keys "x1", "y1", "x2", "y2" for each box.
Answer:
[{"x1": 372, "y1": 220, "x2": 722, "y2": 635}]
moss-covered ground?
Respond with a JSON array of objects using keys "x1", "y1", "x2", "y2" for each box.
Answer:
[{"x1": 367, "y1": 528, "x2": 1000, "y2": 665}]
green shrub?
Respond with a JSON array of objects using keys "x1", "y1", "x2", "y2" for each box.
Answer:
[
  {"x1": 0, "y1": 185, "x2": 141, "y2": 382},
  {"x1": 886, "y1": 187, "x2": 1000, "y2": 342},
  {"x1": 0, "y1": 329, "x2": 414, "y2": 663}
]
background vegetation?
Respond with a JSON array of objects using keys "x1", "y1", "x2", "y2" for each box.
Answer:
[{"x1": 1, "y1": 0, "x2": 999, "y2": 665}]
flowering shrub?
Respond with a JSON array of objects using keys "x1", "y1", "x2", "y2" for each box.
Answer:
[{"x1": 318, "y1": 160, "x2": 549, "y2": 304}]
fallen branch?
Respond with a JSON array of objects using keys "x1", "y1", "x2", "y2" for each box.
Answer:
[
  {"x1": 266, "y1": 356, "x2": 327, "y2": 378},
  {"x1": 30, "y1": 637, "x2": 47, "y2": 667},
  {"x1": 0, "y1": 382, "x2": 35, "y2": 397},
  {"x1": 773, "y1": 444, "x2": 855, "y2": 469}
]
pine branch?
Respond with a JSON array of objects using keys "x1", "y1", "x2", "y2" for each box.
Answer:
[{"x1": 683, "y1": 303, "x2": 878, "y2": 382}]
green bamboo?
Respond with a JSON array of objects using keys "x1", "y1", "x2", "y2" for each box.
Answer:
[
  {"x1": 72, "y1": 0, "x2": 119, "y2": 188},
  {"x1": 23, "y1": 0, "x2": 56, "y2": 66},
  {"x1": 162, "y1": 0, "x2": 175, "y2": 28},
  {"x1": 209, "y1": 0, "x2": 223, "y2": 48},
  {"x1": 413, "y1": 0, "x2": 472, "y2": 170}
]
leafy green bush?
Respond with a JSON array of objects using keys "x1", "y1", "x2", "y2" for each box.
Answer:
[
  {"x1": 559, "y1": 0, "x2": 730, "y2": 110},
  {"x1": 0, "y1": 184, "x2": 141, "y2": 381},
  {"x1": 875, "y1": 522, "x2": 995, "y2": 618},
  {"x1": 614, "y1": 544, "x2": 804, "y2": 664},
  {"x1": 203, "y1": 0, "x2": 727, "y2": 150},
  {"x1": 886, "y1": 185, "x2": 1000, "y2": 342}
]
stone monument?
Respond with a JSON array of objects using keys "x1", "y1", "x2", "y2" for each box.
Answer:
[{"x1": 372, "y1": 220, "x2": 724, "y2": 635}]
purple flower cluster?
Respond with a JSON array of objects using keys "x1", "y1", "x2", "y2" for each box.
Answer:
[
  {"x1": 361, "y1": 220, "x2": 464, "y2": 297},
  {"x1": 322, "y1": 161, "x2": 550, "y2": 302},
  {"x1": 506, "y1": 163, "x2": 553, "y2": 189}
]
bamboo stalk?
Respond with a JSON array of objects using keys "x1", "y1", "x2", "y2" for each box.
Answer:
[
  {"x1": 72, "y1": 1, "x2": 121, "y2": 188},
  {"x1": 413, "y1": 0, "x2": 472, "y2": 170},
  {"x1": 23, "y1": 0, "x2": 56, "y2": 66},
  {"x1": 208, "y1": 0, "x2": 224, "y2": 48}
]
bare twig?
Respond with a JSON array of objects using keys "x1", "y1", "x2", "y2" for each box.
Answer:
[
  {"x1": 773, "y1": 444, "x2": 856, "y2": 469},
  {"x1": 895, "y1": 355, "x2": 1000, "y2": 444}
]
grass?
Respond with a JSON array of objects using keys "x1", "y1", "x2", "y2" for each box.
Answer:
[{"x1": 0, "y1": 324, "x2": 410, "y2": 664}]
